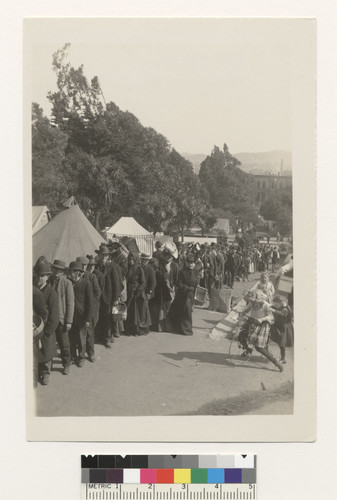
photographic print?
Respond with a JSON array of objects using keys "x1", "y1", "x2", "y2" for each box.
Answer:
[{"x1": 25, "y1": 18, "x2": 315, "y2": 441}]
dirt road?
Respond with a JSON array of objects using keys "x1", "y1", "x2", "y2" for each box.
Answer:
[{"x1": 36, "y1": 274, "x2": 294, "y2": 416}]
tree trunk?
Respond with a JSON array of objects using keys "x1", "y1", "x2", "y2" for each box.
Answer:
[{"x1": 95, "y1": 210, "x2": 100, "y2": 230}]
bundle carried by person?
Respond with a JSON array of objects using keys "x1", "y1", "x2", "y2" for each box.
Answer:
[{"x1": 111, "y1": 302, "x2": 127, "y2": 321}]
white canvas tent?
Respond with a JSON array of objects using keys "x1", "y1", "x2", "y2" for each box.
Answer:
[
  {"x1": 32, "y1": 206, "x2": 51, "y2": 235},
  {"x1": 106, "y1": 217, "x2": 154, "y2": 255}
]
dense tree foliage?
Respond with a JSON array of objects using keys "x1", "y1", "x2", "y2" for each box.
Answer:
[
  {"x1": 259, "y1": 187, "x2": 292, "y2": 236},
  {"x1": 32, "y1": 44, "x2": 216, "y2": 237},
  {"x1": 199, "y1": 144, "x2": 255, "y2": 216}
]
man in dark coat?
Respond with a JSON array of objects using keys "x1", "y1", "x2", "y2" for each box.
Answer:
[
  {"x1": 33, "y1": 285, "x2": 48, "y2": 388},
  {"x1": 108, "y1": 240, "x2": 128, "y2": 337},
  {"x1": 225, "y1": 249, "x2": 236, "y2": 288},
  {"x1": 95, "y1": 245, "x2": 123, "y2": 347},
  {"x1": 68, "y1": 261, "x2": 94, "y2": 366},
  {"x1": 140, "y1": 253, "x2": 157, "y2": 331},
  {"x1": 49, "y1": 259, "x2": 74, "y2": 375},
  {"x1": 35, "y1": 262, "x2": 59, "y2": 385},
  {"x1": 169, "y1": 253, "x2": 199, "y2": 335},
  {"x1": 77, "y1": 256, "x2": 102, "y2": 332}
]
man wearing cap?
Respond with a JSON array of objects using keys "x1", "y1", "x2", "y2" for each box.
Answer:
[
  {"x1": 95, "y1": 245, "x2": 122, "y2": 348},
  {"x1": 140, "y1": 253, "x2": 157, "y2": 331},
  {"x1": 35, "y1": 262, "x2": 59, "y2": 385},
  {"x1": 68, "y1": 261, "x2": 94, "y2": 366},
  {"x1": 50, "y1": 260, "x2": 74, "y2": 375}
]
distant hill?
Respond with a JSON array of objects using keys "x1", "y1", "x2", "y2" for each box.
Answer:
[
  {"x1": 234, "y1": 150, "x2": 292, "y2": 175},
  {"x1": 182, "y1": 153, "x2": 207, "y2": 174},
  {"x1": 183, "y1": 150, "x2": 292, "y2": 175}
]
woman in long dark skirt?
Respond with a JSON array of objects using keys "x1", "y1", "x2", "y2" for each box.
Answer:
[
  {"x1": 169, "y1": 253, "x2": 199, "y2": 335},
  {"x1": 270, "y1": 294, "x2": 294, "y2": 364},
  {"x1": 125, "y1": 252, "x2": 151, "y2": 336}
]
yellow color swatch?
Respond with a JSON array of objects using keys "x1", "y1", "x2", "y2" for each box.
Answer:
[{"x1": 174, "y1": 468, "x2": 191, "y2": 484}]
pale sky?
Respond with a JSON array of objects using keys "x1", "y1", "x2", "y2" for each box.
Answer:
[{"x1": 31, "y1": 19, "x2": 293, "y2": 155}]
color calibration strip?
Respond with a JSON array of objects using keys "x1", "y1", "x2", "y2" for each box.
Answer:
[{"x1": 81, "y1": 455, "x2": 256, "y2": 484}]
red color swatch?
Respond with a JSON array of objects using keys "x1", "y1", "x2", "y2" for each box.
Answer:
[{"x1": 156, "y1": 469, "x2": 174, "y2": 483}]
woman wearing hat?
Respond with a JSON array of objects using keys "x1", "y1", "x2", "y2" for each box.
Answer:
[
  {"x1": 125, "y1": 252, "x2": 151, "y2": 336},
  {"x1": 156, "y1": 244, "x2": 179, "y2": 331},
  {"x1": 169, "y1": 253, "x2": 199, "y2": 335},
  {"x1": 270, "y1": 294, "x2": 294, "y2": 364}
]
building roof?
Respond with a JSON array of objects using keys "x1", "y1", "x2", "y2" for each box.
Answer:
[{"x1": 106, "y1": 217, "x2": 152, "y2": 237}]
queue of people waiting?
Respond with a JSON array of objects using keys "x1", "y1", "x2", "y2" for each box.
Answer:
[{"x1": 32, "y1": 239, "x2": 283, "y2": 387}]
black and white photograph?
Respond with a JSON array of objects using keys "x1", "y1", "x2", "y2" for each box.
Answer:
[{"x1": 25, "y1": 18, "x2": 315, "y2": 441}]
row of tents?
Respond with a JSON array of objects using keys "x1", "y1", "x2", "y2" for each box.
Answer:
[{"x1": 32, "y1": 198, "x2": 155, "y2": 264}]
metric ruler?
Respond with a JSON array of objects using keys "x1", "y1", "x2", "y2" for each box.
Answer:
[
  {"x1": 81, "y1": 455, "x2": 257, "y2": 500},
  {"x1": 81, "y1": 483, "x2": 256, "y2": 500}
]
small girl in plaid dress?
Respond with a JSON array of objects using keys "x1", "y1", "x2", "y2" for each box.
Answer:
[{"x1": 238, "y1": 290, "x2": 283, "y2": 372}]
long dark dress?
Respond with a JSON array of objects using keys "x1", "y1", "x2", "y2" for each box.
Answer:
[
  {"x1": 271, "y1": 305, "x2": 294, "y2": 347},
  {"x1": 169, "y1": 267, "x2": 199, "y2": 335},
  {"x1": 149, "y1": 270, "x2": 172, "y2": 331},
  {"x1": 125, "y1": 261, "x2": 151, "y2": 335}
]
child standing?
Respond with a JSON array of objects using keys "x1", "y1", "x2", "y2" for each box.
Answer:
[{"x1": 270, "y1": 295, "x2": 294, "y2": 364}]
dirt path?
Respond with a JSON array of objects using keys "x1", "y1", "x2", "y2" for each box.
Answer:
[{"x1": 35, "y1": 274, "x2": 294, "y2": 416}]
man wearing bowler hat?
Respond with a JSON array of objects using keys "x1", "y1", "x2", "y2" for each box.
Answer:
[
  {"x1": 95, "y1": 245, "x2": 122, "y2": 347},
  {"x1": 108, "y1": 239, "x2": 128, "y2": 338},
  {"x1": 140, "y1": 252, "x2": 157, "y2": 332},
  {"x1": 35, "y1": 262, "x2": 59, "y2": 385},
  {"x1": 50, "y1": 259, "x2": 74, "y2": 375},
  {"x1": 68, "y1": 261, "x2": 94, "y2": 366},
  {"x1": 84, "y1": 255, "x2": 102, "y2": 331}
]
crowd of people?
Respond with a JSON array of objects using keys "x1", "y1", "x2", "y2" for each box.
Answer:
[{"x1": 32, "y1": 237, "x2": 292, "y2": 387}]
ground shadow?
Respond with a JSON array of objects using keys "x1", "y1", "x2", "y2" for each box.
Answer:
[{"x1": 159, "y1": 351, "x2": 277, "y2": 371}]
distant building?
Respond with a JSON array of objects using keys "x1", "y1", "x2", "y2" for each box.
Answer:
[{"x1": 253, "y1": 173, "x2": 292, "y2": 206}]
